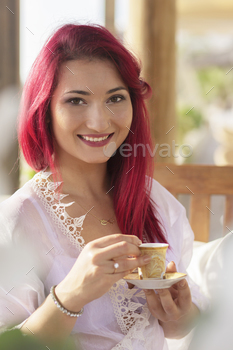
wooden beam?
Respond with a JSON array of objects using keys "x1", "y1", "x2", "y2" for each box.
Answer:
[
  {"x1": 178, "y1": 0, "x2": 233, "y2": 18},
  {"x1": 0, "y1": 0, "x2": 20, "y2": 90},
  {"x1": 154, "y1": 164, "x2": 233, "y2": 195},
  {"x1": 190, "y1": 194, "x2": 210, "y2": 242},
  {"x1": 0, "y1": 0, "x2": 20, "y2": 194},
  {"x1": 127, "y1": 0, "x2": 177, "y2": 163},
  {"x1": 224, "y1": 195, "x2": 233, "y2": 235},
  {"x1": 153, "y1": 164, "x2": 233, "y2": 241},
  {"x1": 105, "y1": 0, "x2": 116, "y2": 36}
]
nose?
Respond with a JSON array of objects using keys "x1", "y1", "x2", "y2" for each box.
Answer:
[{"x1": 85, "y1": 103, "x2": 111, "y2": 132}]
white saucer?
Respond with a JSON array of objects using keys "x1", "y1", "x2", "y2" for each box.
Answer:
[{"x1": 123, "y1": 272, "x2": 187, "y2": 289}]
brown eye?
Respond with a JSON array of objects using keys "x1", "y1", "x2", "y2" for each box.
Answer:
[
  {"x1": 108, "y1": 95, "x2": 125, "y2": 104},
  {"x1": 67, "y1": 98, "x2": 86, "y2": 105}
]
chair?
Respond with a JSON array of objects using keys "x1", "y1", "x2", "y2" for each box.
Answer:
[{"x1": 153, "y1": 163, "x2": 233, "y2": 242}]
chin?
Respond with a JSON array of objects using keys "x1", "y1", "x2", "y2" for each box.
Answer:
[{"x1": 81, "y1": 157, "x2": 111, "y2": 164}]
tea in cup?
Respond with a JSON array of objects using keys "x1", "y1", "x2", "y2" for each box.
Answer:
[{"x1": 138, "y1": 243, "x2": 169, "y2": 279}]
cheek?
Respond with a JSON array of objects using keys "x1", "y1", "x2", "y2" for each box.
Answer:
[
  {"x1": 126, "y1": 103, "x2": 133, "y2": 123},
  {"x1": 52, "y1": 107, "x2": 74, "y2": 132},
  {"x1": 116, "y1": 104, "x2": 133, "y2": 127}
]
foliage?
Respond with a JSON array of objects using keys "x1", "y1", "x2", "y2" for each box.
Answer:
[
  {"x1": 197, "y1": 67, "x2": 233, "y2": 108},
  {"x1": 177, "y1": 105, "x2": 204, "y2": 144},
  {"x1": 177, "y1": 66, "x2": 233, "y2": 146},
  {"x1": 0, "y1": 329, "x2": 76, "y2": 350}
]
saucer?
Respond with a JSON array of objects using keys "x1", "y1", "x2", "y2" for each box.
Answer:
[{"x1": 123, "y1": 272, "x2": 187, "y2": 289}]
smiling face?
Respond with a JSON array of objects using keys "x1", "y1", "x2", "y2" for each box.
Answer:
[{"x1": 50, "y1": 59, "x2": 133, "y2": 167}]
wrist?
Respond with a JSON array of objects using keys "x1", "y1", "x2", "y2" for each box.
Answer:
[{"x1": 55, "y1": 282, "x2": 85, "y2": 313}]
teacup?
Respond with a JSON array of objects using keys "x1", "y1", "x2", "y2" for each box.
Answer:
[{"x1": 138, "y1": 243, "x2": 169, "y2": 279}]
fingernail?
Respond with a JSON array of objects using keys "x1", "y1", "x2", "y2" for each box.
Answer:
[
  {"x1": 138, "y1": 239, "x2": 142, "y2": 245},
  {"x1": 179, "y1": 279, "x2": 186, "y2": 288},
  {"x1": 143, "y1": 289, "x2": 150, "y2": 294},
  {"x1": 155, "y1": 289, "x2": 163, "y2": 293},
  {"x1": 143, "y1": 255, "x2": 151, "y2": 263}
]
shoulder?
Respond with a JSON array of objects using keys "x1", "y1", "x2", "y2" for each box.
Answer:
[
  {"x1": 0, "y1": 178, "x2": 39, "y2": 244},
  {"x1": 0, "y1": 170, "x2": 50, "y2": 218},
  {"x1": 0, "y1": 179, "x2": 34, "y2": 216}
]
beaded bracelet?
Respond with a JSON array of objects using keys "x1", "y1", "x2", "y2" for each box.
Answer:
[{"x1": 50, "y1": 285, "x2": 84, "y2": 318}]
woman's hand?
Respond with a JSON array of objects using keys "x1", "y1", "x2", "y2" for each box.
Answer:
[
  {"x1": 144, "y1": 261, "x2": 200, "y2": 339},
  {"x1": 56, "y1": 234, "x2": 151, "y2": 312}
]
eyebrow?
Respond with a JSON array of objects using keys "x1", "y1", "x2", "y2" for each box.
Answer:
[
  {"x1": 106, "y1": 87, "x2": 127, "y2": 94},
  {"x1": 64, "y1": 86, "x2": 127, "y2": 96}
]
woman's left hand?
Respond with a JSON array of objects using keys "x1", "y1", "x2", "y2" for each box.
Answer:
[{"x1": 143, "y1": 261, "x2": 199, "y2": 339}]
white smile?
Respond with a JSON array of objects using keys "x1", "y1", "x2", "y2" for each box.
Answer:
[{"x1": 79, "y1": 134, "x2": 113, "y2": 142}]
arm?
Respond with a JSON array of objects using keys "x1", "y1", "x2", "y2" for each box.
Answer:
[
  {"x1": 20, "y1": 234, "x2": 151, "y2": 346},
  {"x1": 20, "y1": 294, "x2": 79, "y2": 345}
]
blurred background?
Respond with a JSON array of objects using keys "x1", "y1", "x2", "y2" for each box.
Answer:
[{"x1": 1, "y1": 0, "x2": 233, "y2": 220}]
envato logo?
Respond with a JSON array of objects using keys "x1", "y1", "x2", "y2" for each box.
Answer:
[{"x1": 103, "y1": 140, "x2": 193, "y2": 158}]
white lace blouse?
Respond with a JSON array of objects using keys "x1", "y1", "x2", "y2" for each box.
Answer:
[{"x1": 0, "y1": 171, "x2": 207, "y2": 350}]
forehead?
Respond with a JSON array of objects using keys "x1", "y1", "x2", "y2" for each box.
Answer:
[{"x1": 55, "y1": 59, "x2": 126, "y2": 93}]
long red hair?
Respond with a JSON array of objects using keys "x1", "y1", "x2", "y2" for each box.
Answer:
[{"x1": 18, "y1": 24, "x2": 167, "y2": 244}]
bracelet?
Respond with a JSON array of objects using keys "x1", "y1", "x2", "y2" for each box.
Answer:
[{"x1": 50, "y1": 285, "x2": 84, "y2": 318}]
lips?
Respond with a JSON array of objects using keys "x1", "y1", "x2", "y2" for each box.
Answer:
[{"x1": 77, "y1": 133, "x2": 114, "y2": 147}]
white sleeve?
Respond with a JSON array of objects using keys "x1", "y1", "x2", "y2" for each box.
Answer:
[
  {"x1": 179, "y1": 213, "x2": 210, "y2": 312},
  {"x1": 0, "y1": 209, "x2": 46, "y2": 332},
  {"x1": 0, "y1": 275, "x2": 45, "y2": 332}
]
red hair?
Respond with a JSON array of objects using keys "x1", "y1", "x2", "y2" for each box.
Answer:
[{"x1": 18, "y1": 24, "x2": 167, "y2": 244}]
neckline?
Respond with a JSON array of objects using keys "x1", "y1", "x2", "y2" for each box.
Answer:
[
  {"x1": 46, "y1": 170, "x2": 116, "y2": 226},
  {"x1": 32, "y1": 170, "x2": 86, "y2": 250}
]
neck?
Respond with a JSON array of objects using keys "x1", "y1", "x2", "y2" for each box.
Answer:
[{"x1": 52, "y1": 159, "x2": 111, "y2": 200}]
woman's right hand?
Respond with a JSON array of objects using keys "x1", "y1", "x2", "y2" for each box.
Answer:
[{"x1": 55, "y1": 234, "x2": 151, "y2": 311}]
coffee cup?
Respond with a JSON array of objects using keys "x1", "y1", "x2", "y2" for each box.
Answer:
[{"x1": 138, "y1": 243, "x2": 169, "y2": 279}]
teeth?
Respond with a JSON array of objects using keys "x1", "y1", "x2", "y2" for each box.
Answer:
[{"x1": 81, "y1": 135, "x2": 110, "y2": 142}]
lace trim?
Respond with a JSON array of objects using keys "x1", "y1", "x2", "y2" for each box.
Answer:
[
  {"x1": 109, "y1": 280, "x2": 151, "y2": 349},
  {"x1": 32, "y1": 171, "x2": 86, "y2": 251}
]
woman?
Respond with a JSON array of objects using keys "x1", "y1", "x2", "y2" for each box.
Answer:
[{"x1": 0, "y1": 24, "x2": 207, "y2": 349}]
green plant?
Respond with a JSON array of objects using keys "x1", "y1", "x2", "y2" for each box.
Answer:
[
  {"x1": 0, "y1": 329, "x2": 76, "y2": 350},
  {"x1": 197, "y1": 67, "x2": 233, "y2": 108},
  {"x1": 177, "y1": 105, "x2": 204, "y2": 144}
]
